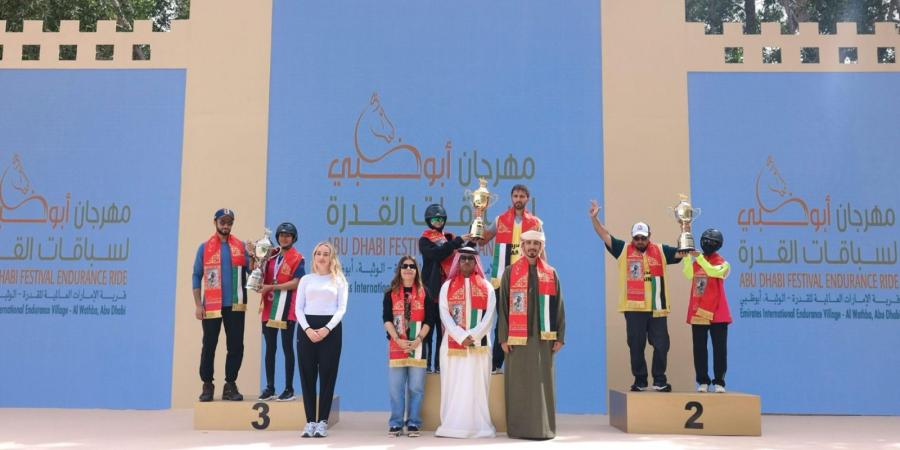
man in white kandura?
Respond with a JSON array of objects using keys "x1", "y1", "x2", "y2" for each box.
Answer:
[{"x1": 435, "y1": 245, "x2": 497, "y2": 438}]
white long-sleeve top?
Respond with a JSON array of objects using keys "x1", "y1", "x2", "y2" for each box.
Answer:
[
  {"x1": 438, "y1": 276, "x2": 496, "y2": 347},
  {"x1": 294, "y1": 273, "x2": 349, "y2": 331}
]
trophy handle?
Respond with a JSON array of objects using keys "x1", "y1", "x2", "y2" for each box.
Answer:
[
  {"x1": 693, "y1": 208, "x2": 702, "y2": 218},
  {"x1": 269, "y1": 246, "x2": 283, "y2": 258}
]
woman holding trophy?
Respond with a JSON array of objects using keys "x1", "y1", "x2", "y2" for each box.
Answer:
[
  {"x1": 250, "y1": 223, "x2": 306, "y2": 402},
  {"x1": 294, "y1": 241, "x2": 348, "y2": 438}
]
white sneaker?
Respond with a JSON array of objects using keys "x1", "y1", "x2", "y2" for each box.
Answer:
[
  {"x1": 697, "y1": 384, "x2": 708, "y2": 393},
  {"x1": 301, "y1": 422, "x2": 315, "y2": 438},
  {"x1": 313, "y1": 420, "x2": 328, "y2": 437},
  {"x1": 713, "y1": 384, "x2": 726, "y2": 393}
]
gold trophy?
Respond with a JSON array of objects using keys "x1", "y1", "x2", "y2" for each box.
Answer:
[
  {"x1": 671, "y1": 194, "x2": 701, "y2": 251},
  {"x1": 245, "y1": 229, "x2": 282, "y2": 292},
  {"x1": 467, "y1": 178, "x2": 496, "y2": 239}
]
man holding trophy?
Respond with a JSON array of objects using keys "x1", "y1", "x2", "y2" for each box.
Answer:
[
  {"x1": 192, "y1": 208, "x2": 250, "y2": 402},
  {"x1": 588, "y1": 199, "x2": 689, "y2": 392},
  {"x1": 476, "y1": 183, "x2": 543, "y2": 373}
]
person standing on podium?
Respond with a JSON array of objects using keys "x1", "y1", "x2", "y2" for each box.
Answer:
[
  {"x1": 682, "y1": 228, "x2": 732, "y2": 393},
  {"x1": 498, "y1": 230, "x2": 565, "y2": 440},
  {"x1": 254, "y1": 222, "x2": 305, "y2": 402},
  {"x1": 193, "y1": 208, "x2": 250, "y2": 402},
  {"x1": 588, "y1": 200, "x2": 687, "y2": 392}
]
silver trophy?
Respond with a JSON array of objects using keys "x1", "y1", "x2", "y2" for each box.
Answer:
[
  {"x1": 671, "y1": 194, "x2": 701, "y2": 251},
  {"x1": 245, "y1": 229, "x2": 282, "y2": 292}
]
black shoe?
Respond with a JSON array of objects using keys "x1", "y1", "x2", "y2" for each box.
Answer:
[
  {"x1": 407, "y1": 425, "x2": 420, "y2": 437},
  {"x1": 388, "y1": 426, "x2": 403, "y2": 437},
  {"x1": 258, "y1": 386, "x2": 276, "y2": 401},
  {"x1": 652, "y1": 383, "x2": 672, "y2": 392},
  {"x1": 222, "y1": 382, "x2": 244, "y2": 401},
  {"x1": 277, "y1": 388, "x2": 295, "y2": 401},
  {"x1": 199, "y1": 382, "x2": 214, "y2": 402}
]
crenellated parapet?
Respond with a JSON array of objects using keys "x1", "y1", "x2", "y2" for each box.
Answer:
[
  {"x1": 686, "y1": 21, "x2": 900, "y2": 71},
  {"x1": 0, "y1": 19, "x2": 190, "y2": 68}
]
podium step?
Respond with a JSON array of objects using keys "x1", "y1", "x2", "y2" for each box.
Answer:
[
  {"x1": 421, "y1": 373, "x2": 507, "y2": 432},
  {"x1": 193, "y1": 396, "x2": 340, "y2": 431},
  {"x1": 609, "y1": 389, "x2": 760, "y2": 436}
]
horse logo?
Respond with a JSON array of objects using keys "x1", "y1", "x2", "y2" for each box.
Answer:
[
  {"x1": 353, "y1": 92, "x2": 421, "y2": 175},
  {"x1": 755, "y1": 155, "x2": 808, "y2": 221}
]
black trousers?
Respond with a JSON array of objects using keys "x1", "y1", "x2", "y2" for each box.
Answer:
[
  {"x1": 491, "y1": 288, "x2": 504, "y2": 370},
  {"x1": 199, "y1": 306, "x2": 245, "y2": 383},
  {"x1": 624, "y1": 312, "x2": 669, "y2": 387},
  {"x1": 692, "y1": 323, "x2": 728, "y2": 386},
  {"x1": 297, "y1": 315, "x2": 342, "y2": 422},
  {"x1": 262, "y1": 320, "x2": 296, "y2": 390},
  {"x1": 423, "y1": 302, "x2": 442, "y2": 371}
]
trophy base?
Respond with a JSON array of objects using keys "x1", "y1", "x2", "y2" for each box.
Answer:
[
  {"x1": 245, "y1": 269, "x2": 263, "y2": 292},
  {"x1": 677, "y1": 233, "x2": 695, "y2": 252},
  {"x1": 470, "y1": 218, "x2": 485, "y2": 240}
]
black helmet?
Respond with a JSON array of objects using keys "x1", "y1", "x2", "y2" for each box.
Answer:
[
  {"x1": 275, "y1": 222, "x2": 298, "y2": 246},
  {"x1": 424, "y1": 204, "x2": 447, "y2": 222},
  {"x1": 700, "y1": 228, "x2": 723, "y2": 254}
]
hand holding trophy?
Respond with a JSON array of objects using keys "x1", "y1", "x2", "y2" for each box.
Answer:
[
  {"x1": 671, "y1": 194, "x2": 701, "y2": 251},
  {"x1": 245, "y1": 229, "x2": 282, "y2": 292},
  {"x1": 465, "y1": 178, "x2": 498, "y2": 241}
]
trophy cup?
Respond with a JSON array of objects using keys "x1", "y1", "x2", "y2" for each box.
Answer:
[
  {"x1": 671, "y1": 195, "x2": 701, "y2": 251},
  {"x1": 467, "y1": 178, "x2": 496, "y2": 239},
  {"x1": 245, "y1": 229, "x2": 282, "y2": 292}
]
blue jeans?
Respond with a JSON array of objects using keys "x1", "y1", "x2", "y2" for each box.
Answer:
[{"x1": 388, "y1": 366, "x2": 425, "y2": 428}]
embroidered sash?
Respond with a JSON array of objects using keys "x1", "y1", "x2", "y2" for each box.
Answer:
[
  {"x1": 622, "y1": 242, "x2": 666, "y2": 311},
  {"x1": 508, "y1": 257, "x2": 558, "y2": 345},
  {"x1": 445, "y1": 274, "x2": 488, "y2": 356},
  {"x1": 491, "y1": 208, "x2": 539, "y2": 287},
  {"x1": 201, "y1": 234, "x2": 247, "y2": 319},
  {"x1": 388, "y1": 286, "x2": 427, "y2": 367},
  {"x1": 264, "y1": 248, "x2": 303, "y2": 329}
]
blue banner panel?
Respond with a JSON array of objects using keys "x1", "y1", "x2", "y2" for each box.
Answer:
[
  {"x1": 268, "y1": 1, "x2": 604, "y2": 412},
  {"x1": 0, "y1": 70, "x2": 186, "y2": 409},
  {"x1": 688, "y1": 73, "x2": 900, "y2": 414}
]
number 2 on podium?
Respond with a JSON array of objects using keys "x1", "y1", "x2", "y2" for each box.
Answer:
[{"x1": 684, "y1": 401, "x2": 704, "y2": 429}]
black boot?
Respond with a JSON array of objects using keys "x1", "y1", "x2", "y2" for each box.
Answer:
[
  {"x1": 222, "y1": 382, "x2": 244, "y2": 401},
  {"x1": 199, "y1": 382, "x2": 214, "y2": 402}
]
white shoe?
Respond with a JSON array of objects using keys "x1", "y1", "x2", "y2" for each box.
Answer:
[
  {"x1": 313, "y1": 420, "x2": 328, "y2": 437},
  {"x1": 301, "y1": 422, "x2": 315, "y2": 438},
  {"x1": 697, "y1": 384, "x2": 708, "y2": 393},
  {"x1": 713, "y1": 384, "x2": 726, "y2": 393}
]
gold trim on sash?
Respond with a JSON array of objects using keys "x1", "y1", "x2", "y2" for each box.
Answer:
[
  {"x1": 203, "y1": 310, "x2": 222, "y2": 319},
  {"x1": 266, "y1": 319, "x2": 287, "y2": 329}
]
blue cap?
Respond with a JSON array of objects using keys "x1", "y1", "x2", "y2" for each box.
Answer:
[{"x1": 214, "y1": 208, "x2": 235, "y2": 220}]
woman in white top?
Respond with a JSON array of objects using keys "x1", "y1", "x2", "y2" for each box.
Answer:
[{"x1": 294, "y1": 241, "x2": 348, "y2": 438}]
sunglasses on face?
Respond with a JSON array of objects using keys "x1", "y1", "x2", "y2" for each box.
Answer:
[
  {"x1": 459, "y1": 255, "x2": 476, "y2": 262},
  {"x1": 429, "y1": 217, "x2": 446, "y2": 224},
  {"x1": 632, "y1": 236, "x2": 648, "y2": 242},
  {"x1": 400, "y1": 264, "x2": 417, "y2": 270}
]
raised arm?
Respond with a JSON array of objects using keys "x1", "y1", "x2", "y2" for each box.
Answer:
[{"x1": 589, "y1": 199, "x2": 612, "y2": 248}]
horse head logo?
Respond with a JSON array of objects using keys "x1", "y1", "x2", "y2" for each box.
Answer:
[
  {"x1": 755, "y1": 155, "x2": 794, "y2": 211},
  {"x1": 355, "y1": 92, "x2": 397, "y2": 162},
  {"x1": 0, "y1": 153, "x2": 37, "y2": 210}
]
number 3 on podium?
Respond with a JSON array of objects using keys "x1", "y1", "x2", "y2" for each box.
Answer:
[{"x1": 252, "y1": 402, "x2": 271, "y2": 430}]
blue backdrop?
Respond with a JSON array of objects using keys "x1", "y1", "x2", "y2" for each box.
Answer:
[
  {"x1": 0, "y1": 70, "x2": 186, "y2": 408},
  {"x1": 688, "y1": 72, "x2": 900, "y2": 414},
  {"x1": 266, "y1": 1, "x2": 606, "y2": 413}
]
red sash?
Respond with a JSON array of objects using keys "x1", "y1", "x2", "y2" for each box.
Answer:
[
  {"x1": 508, "y1": 257, "x2": 557, "y2": 345},
  {"x1": 687, "y1": 252, "x2": 731, "y2": 324},
  {"x1": 494, "y1": 208, "x2": 540, "y2": 244},
  {"x1": 422, "y1": 229, "x2": 455, "y2": 280},
  {"x1": 388, "y1": 286, "x2": 427, "y2": 367},
  {"x1": 202, "y1": 234, "x2": 247, "y2": 319},
  {"x1": 261, "y1": 247, "x2": 303, "y2": 328},
  {"x1": 445, "y1": 273, "x2": 488, "y2": 354},
  {"x1": 625, "y1": 242, "x2": 664, "y2": 302}
]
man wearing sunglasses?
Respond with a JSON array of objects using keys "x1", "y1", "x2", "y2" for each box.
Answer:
[
  {"x1": 588, "y1": 200, "x2": 688, "y2": 392},
  {"x1": 419, "y1": 203, "x2": 469, "y2": 373}
]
